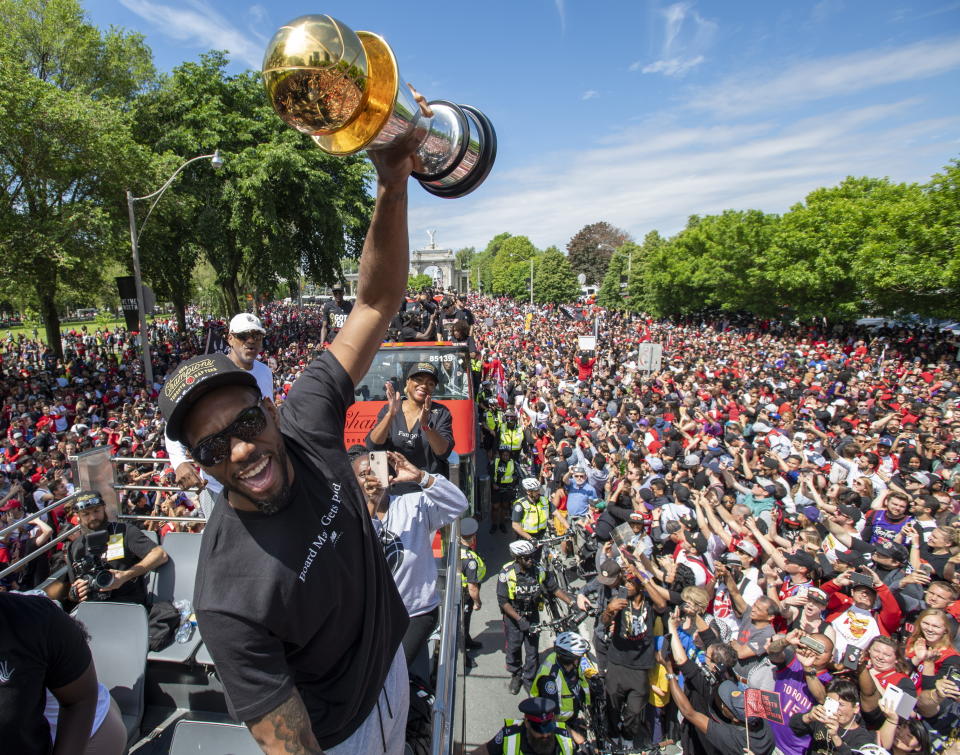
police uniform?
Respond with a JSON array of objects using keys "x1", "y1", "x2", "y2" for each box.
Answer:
[
  {"x1": 497, "y1": 561, "x2": 559, "y2": 688},
  {"x1": 499, "y1": 420, "x2": 524, "y2": 457},
  {"x1": 531, "y1": 651, "x2": 591, "y2": 733},
  {"x1": 461, "y1": 544, "x2": 486, "y2": 646},
  {"x1": 512, "y1": 494, "x2": 550, "y2": 539},
  {"x1": 492, "y1": 457, "x2": 518, "y2": 504},
  {"x1": 484, "y1": 697, "x2": 574, "y2": 755}
]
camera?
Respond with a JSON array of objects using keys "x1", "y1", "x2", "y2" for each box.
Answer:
[
  {"x1": 848, "y1": 571, "x2": 874, "y2": 588},
  {"x1": 71, "y1": 529, "x2": 115, "y2": 596},
  {"x1": 799, "y1": 635, "x2": 827, "y2": 655}
]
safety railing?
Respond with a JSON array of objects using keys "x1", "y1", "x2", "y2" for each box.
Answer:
[
  {"x1": 0, "y1": 490, "x2": 80, "y2": 582},
  {"x1": 431, "y1": 460, "x2": 464, "y2": 755}
]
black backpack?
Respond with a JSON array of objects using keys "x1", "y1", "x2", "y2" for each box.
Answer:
[
  {"x1": 147, "y1": 600, "x2": 180, "y2": 651},
  {"x1": 405, "y1": 675, "x2": 434, "y2": 755}
]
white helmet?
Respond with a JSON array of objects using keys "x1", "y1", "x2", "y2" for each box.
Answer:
[
  {"x1": 521, "y1": 477, "x2": 540, "y2": 491},
  {"x1": 555, "y1": 631, "x2": 590, "y2": 656},
  {"x1": 509, "y1": 540, "x2": 538, "y2": 558}
]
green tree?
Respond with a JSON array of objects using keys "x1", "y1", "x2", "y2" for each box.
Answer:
[
  {"x1": 131, "y1": 52, "x2": 374, "y2": 317},
  {"x1": 597, "y1": 243, "x2": 638, "y2": 309},
  {"x1": 760, "y1": 177, "x2": 909, "y2": 319},
  {"x1": 566, "y1": 221, "x2": 631, "y2": 286},
  {"x1": 533, "y1": 247, "x2": 578, "y2": 304},
  {"x1": 474, "y1": 232, "x2": 510, "y2": 292},
  {"x1": 408, "y1": 273, "x2": 433, "y2": 291},
  {"x1": 491, "y1": 235, "x2": 539, "y2": 295},
  {"x1": 454, "y1": 246, "x2": 476, "y2": 281},
  {"x1": 0, "y1": 0, "x2": 154, "y2": 357}
]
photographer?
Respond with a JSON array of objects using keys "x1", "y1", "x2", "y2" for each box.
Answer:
[{"x1": 53, "y1": 490, "x2": 168, "y2": 606}]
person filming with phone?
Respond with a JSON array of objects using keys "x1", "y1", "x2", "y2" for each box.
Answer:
[{"x1": 349, "y1": 446, "x2": 467, "y2": 671}]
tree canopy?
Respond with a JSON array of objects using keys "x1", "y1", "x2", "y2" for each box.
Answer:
[{"x1": 566, "y1": 221, "x2": 632, "y2": 286}]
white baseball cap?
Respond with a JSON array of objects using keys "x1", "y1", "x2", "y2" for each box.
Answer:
[{"x1": 229, "y1": 313, "x2": 265, "y2": 334}]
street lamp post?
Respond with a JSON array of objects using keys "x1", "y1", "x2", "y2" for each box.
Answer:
[
  {"x1": 529, "y1": 257, "x2": 534, "y2": 305},
  {"x1": 126, "y1": 150, "x2": 223, "y2": 389}
]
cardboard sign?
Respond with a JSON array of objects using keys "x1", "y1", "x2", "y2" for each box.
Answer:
[
  {"x1": 744, "y1": 688, "x2": 784, "y2": 724},
  {"x1": 577, "y1": 335, "x2": 597, "y2": 352},
  {"x1": 635, "y1": 342, "x2": 663, "y2": 372}
]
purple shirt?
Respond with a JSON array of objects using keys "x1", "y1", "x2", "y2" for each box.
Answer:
[{"x1": 769, "y1": 658, "x2": 832, "y2": 755}]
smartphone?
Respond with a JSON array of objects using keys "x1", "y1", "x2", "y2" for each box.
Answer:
[
  {"x1": 880, "y1": 684, "x2": 918, "y2": 717},
  {"x1": 823, "y1": 697, "x2": 840, "y2": 717},
  {"x1": 842, "y1": 645, "x2": 864, "y2": 671},
  {"x1": 368, "y1": 451, "x2": 390, "y2": 487},
  {"x1": 799, "y1": 635, "x2": 826, "y2": 655}
]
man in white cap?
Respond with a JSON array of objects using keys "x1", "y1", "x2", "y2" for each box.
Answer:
[{"x1": 164, "y1": 312, "x2": 274, "y2": 518}]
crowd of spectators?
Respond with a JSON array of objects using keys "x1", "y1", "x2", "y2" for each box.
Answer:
[{"x1": 1, "y1": 289, "x2": 960, "y2": 753}]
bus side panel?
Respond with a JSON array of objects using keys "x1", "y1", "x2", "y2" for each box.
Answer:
[{"x1": 344, "y1": 399, "x2": 476, "y2": 455}]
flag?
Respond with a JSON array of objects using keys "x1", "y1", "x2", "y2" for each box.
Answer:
[{"x1": 744, "y1": 688, "x2": 784, "y2": 724}]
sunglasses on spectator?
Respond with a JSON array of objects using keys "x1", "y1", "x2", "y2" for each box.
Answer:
[
  {"x1": 231, "y1": 331, "x2": 263, "y2": 342},
  {"x1": 190, "y1": 403, "x2": 267, "y2": 467}
]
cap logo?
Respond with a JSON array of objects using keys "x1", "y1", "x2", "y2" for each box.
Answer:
[{"x1": 164, "y1": 358, "x2": 217, "y2": 400}]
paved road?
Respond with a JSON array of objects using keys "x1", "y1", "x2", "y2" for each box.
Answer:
[{"x1": 459, "y1": 523, "x2": 591, "y2": 752}]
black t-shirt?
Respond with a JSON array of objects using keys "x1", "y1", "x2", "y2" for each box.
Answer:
[
  {"x1": 0, "y1": 593, "x2": 92, "y2": 754},
  {"x1": 67, "y1": 521, "x2": 156, "y2": 605},
  {"x1": 707, "y1": 716, "x2": 775, "y2": 755},
  {"x1": 193, "y1": 351, "x2": 408, "y2": 749},
  {"x1": 366, "y1": 398, "x2": 454, "y2": 478},
  {"x1": 321, "y1": 300, "x2": 353, "y2": 336},
  {"x1": 788, "y1": 712, "x2": 875, "y2": 754},
  {"x1": 606, "y1": 588, "x2": 659, "y2": 669}
]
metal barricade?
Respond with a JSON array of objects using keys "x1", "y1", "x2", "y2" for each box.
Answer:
[{"x1": 431, "y1": 461, "x2": 464, "y2": 755}]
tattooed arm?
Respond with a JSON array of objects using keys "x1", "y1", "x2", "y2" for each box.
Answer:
[{"x1": 247, "y1": 689, "x2": 323, "y2": 754}]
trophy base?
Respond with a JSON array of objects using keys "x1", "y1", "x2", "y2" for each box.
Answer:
[{"x1": 416, "y1": 104, "x2": 497, "y2": 199}]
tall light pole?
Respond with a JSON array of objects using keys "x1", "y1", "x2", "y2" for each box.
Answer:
[
  {"x1": 126, "y1": 150, "x2": 223, "y2": 388},
  {"x1": 529, "y1": 257, "x2": 534, "y2": 305}
]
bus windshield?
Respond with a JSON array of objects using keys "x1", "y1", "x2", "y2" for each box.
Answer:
[{"x1": 354, "y1": 346, "x2": 470, "y2": 402}]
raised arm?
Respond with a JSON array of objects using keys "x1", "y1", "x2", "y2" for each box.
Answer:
[{"x1": 328, "y1": 143, "x2": 420, "y2": 385}]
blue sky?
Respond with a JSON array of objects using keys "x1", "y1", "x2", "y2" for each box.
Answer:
[{"x1": 85, "y1": 0, "x2": 960, "y2": 254}]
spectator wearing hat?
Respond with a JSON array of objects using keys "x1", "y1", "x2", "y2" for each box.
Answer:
[
  {"x1": 576, "y1": 556, "x2": 623, "y2": 673},
  {"x1": 367, "y1": 361, "x2": 454, "y2": 483},
  {"x1": 164, "y1": 312, "x2": 274, "y2": 518},
  {"x1": 320, "y1": 286, "x2": 353, "y2": 344},
  {"x1": 766, "y1": 631, "x2": 834, "y2": 755},
  {"x1": 822, "y1": 566, "x2": 902, "y2": 665},
  {"x1": 558, "y1": 465, "x2": 594, "y2": 520},
  {"x1": 712, "y1": 549, "x2": 764, "y2": 638},
  {"x1": 472, "y1": 697, "x2": 574, "y2": 755},
  {"x1": 870, "y1": 540, "x2": 911, "y2": 589}
]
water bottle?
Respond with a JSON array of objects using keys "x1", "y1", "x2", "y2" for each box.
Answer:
[{"x1": 174, "y1": 599, "x2": 195, "y2": 643}]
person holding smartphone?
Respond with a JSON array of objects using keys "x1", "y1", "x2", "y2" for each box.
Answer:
[{"x1": 788, "y1": 679, "x2": 876, "y2": 754}]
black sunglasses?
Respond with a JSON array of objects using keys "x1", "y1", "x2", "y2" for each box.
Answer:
[
  {"x1": 231, "y1": 331, "x2": 263, "y2": 342},
  {"x1": 190, "y1": 404, "x2": 266, "y2": 467}
]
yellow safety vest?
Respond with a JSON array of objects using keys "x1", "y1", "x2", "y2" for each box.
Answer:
[
  {"x1": 498, "y1": 720, "x2": 573, "y2": 755},
  {"x1": 503, "y1": 563, "x2": 546, "y2": 611},
  {"x1": 515, "y1": 495, "x2": 549, "y2": 534},
  {"x1": 484, "y1": 410, "x2": 499, "y2": 432},
  {"x1": 471, "y1": 358, "x2": 482, "y2": 374},
  {"x1": 494, "y1": 458, "x2": 516, "y2": 485},
  {"x1": 500, "y1": 425, "x2": 523, "y2": 451},
  {"x1": 460, "y1": 546, "x2": 486, "y2": 588},
  {"x1": 531, "y1": 651, "x2": 591, "y2": 722}
]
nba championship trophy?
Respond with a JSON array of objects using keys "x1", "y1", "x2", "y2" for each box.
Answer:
[{"x1": 263, "y1": 14, "x2": 497, "y2": 198}]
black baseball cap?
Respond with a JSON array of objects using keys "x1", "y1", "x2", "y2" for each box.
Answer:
[
  {"x1": 406, "y1": 362, "x2": 439, "y2": 380},
  {"x1": 873, "y1": 541, "x2": 908, "y2": 563},
  {"x1": 597, "y1": 558, "x2": 622, "y2": 586},
  {"x1": 159, "y1": 353, "x2": 257, "y2": 443},
  {"x1": 836, "y1": 549, "x2": 866, "y2": 567},
  {"x1": 837, "y1": 504, "x2": 862, "y2": 523},
  {"x1": 786, "y1": 551, "x2": 817, "y2": 571}
]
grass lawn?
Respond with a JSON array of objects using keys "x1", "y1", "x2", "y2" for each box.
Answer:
[{"x1": 3, "y1": 316, "x2": 159, "y2": 344}]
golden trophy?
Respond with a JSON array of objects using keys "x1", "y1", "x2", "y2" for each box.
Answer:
[{"x1": 263, "y1": 14, "x2": 496, "y2": 198}]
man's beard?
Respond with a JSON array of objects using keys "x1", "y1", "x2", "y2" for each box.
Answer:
[
  {"x1": 227, "y1": 444, "x2": 292, "y2": 515},
  {"x1": 527, "y1": 732, "x2": 556, "y2": 755}
]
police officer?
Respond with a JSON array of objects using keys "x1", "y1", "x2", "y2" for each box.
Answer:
[
  {"x1": 498, "y1": 540, "x2": 574, "y2": 695},
  {"x1": 461, "y1": 517, "x2": 485, "y2": 666},
  {"x1": 473, "y1": 698, "x2": 574, "y2": 755},
  {"x1": 512, "y1": 478, "x2": 550, "y2": 541},
  {"x1": 491, "y1": 445, "x2": 518, "y2": 534},
  {"x1": 531, "y1": 632, "x2": 592, "y2": 747},
  {"x1": 499, "y1": 409, "x2": 525, "y2": 461},
  {"x1": 56, "y1": 490, "x2": 168, "y2": 606},
  {"x1": 481, "y1": 397, "x2": 502, "y2": 451}
]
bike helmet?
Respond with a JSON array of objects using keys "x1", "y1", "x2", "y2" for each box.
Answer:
[
  {"x1": 521, "y1": 477, "x2": 540, "y2": 491},
  {"x1": 555, "y1": 631, "x2": 590, "y2": 656},
  {"x1": 487, "y1": 397, "x2": 498, "y2": 407},
  {"x1": 73, "y1": 490, "x2": 105, "y2": 511},
  {"x1": 509, "y1": 540, "x2": 538, "y2": 558}
]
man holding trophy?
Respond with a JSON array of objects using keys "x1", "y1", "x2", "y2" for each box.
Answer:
[{"x1": 158, "y1": 13, "x2": 495, "y2": 754}]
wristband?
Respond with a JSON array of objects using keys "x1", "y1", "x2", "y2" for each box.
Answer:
[{"x1": 419, "y1": 471, "x2": 433, "y2": 487}]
